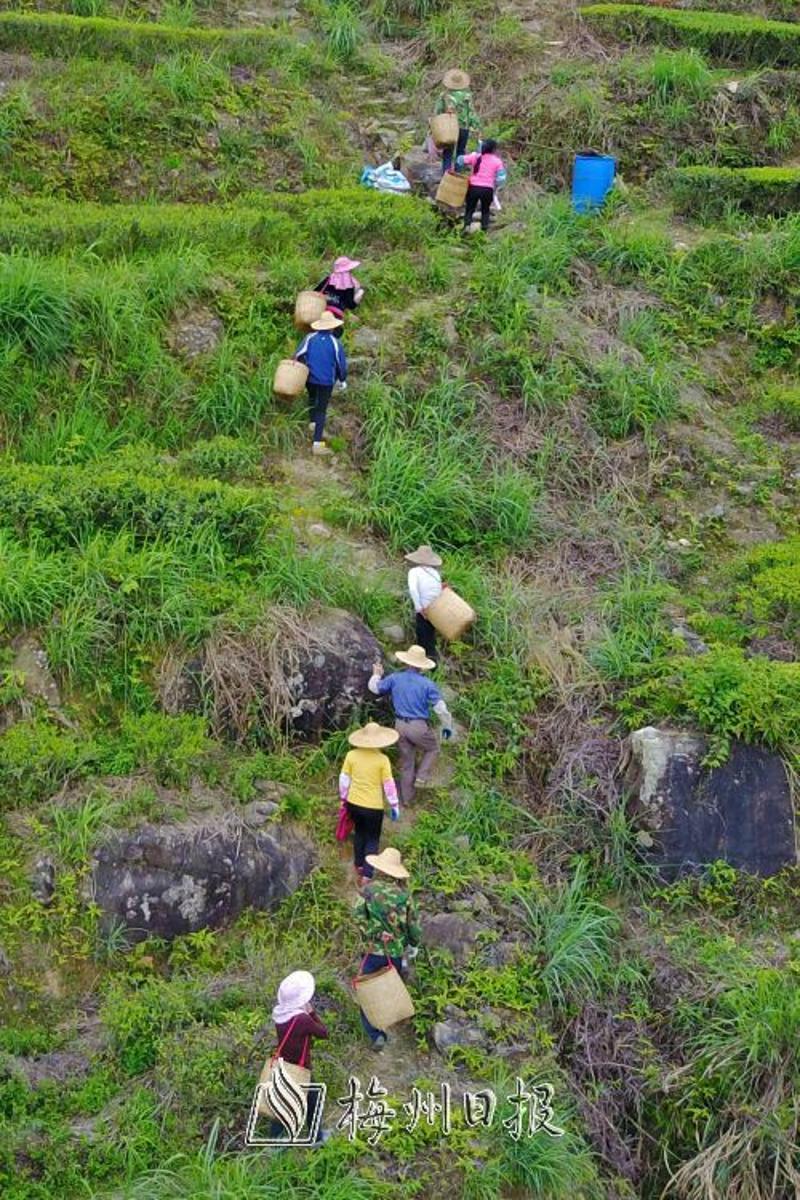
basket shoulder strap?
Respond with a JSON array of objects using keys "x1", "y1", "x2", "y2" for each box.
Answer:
[{"x1": 274, "y1": 1015, "x2": 299, "y2": 1058}]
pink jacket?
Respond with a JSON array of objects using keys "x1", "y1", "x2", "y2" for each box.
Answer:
[{"x1": 463, "y1": 151, "x2": 505, "y2": 189}]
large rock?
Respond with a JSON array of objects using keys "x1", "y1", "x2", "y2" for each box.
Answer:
[
  {"x1": 91, "y1": 811, "x2": 315, "y2": 942},
  {"x1": 159, "y1": 607, "x2": 382, "y2": 742},
  {"x1": 421, "y1": 912, "x2": 484, "y2": 964},
  {"x1": 625, "y1": 726, "x2": 797, "y2": 879}
]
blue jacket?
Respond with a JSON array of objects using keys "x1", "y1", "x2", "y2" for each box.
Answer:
[{"x1": 295, "y1": 330, "x2": 348, "y2": 387}]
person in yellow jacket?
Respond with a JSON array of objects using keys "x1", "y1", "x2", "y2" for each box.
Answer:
[{"x1": 339, "y1": 722, "x2": 400, "y2": 886}]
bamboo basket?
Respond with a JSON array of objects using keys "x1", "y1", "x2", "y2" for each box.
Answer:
[
  {"x1": 273, "y1": 359, "x2": 308, "y2": 398},
  {"x1": 294, "y1": 290, "x2": 327, "y2": 330},
  {"x1": 257, "y1": 1057, "x2": 311, "y2": 1119},
  {"x1": 426, "y1": 588, "x2": 476, "y2": 641},
  {"x1": 353, "y1": 962, "x2": 415, "y2": 1029},
  {"x1": 430, "y1": 111, "x2": 458, "y2": 148},
  {"x1": 435, "y1": 171, "x2": 469, "y2": 209}
]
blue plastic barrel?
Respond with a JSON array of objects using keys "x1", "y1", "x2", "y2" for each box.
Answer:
[{"x1": 572, "y1": 152, "x2": 616, "y2": 213}]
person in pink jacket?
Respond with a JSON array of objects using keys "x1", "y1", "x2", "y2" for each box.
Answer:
[{"x1": 457, "y1": 139, "x2": 507, "y2": 233}]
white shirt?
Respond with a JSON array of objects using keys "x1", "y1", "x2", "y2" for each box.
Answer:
[{"x1": 407, "y1": 566, "x2": 442, "y2": 614}]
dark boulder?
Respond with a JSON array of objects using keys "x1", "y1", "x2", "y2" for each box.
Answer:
[
  {"x1": 421, "y1": 912, "x2": 484, "y2": 964},
  {"x1": 158, "y1": 606, "x2": 381, "y2": 743},
  {"x1": 625, "y1": 726, "x2": 797, "y2": 879},
  {"x1": 91, "y1": 811, "x2": 315, "y2": 942}
]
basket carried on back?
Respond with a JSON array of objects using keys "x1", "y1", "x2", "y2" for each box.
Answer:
[
  {"x1": 430, "y1": 112, "x2": 459, "y2": 148},
  {"x1": 274, "y1": 359, "x2": 308, "y2": 398},
  {"x1": 426, "y1": 588, "x2": 475, "y2": 641},
  {"x1": 435, "y1": 171, "x2": 469, "y2": 209},
  {"x1": 353, "y1": 960, "x2": 414, "y2": 1029},
  {"x1": 294, "y1": 290, "x2": 327, "y2": 330}
]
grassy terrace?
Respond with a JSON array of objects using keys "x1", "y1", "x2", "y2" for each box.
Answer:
[{"x1": 582, "y1": 3, "x2": 800, "y2": 63}]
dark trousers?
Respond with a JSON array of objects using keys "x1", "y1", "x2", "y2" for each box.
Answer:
[
  {"x1": 346, "y1": 803, "x2": 383, "y2": 876},
  {"x1": 464, "y1": 184, "x2": 494, "y2": 231},
  {"x1": 307, "y1": 382, "x2": 332, "y2": 442},
  {"x1": 359, "y1": 953, "x2": 404, "y2": 1042},
  {"x1": 442, "y1": 126, "x2": 470, "y2": 174},
  {"x1": 269, "y1": 1084, "x2": 323, "y2": 1142},
  {"x1": 415, "y1": 612, "x2": 437, "y2": 663}
]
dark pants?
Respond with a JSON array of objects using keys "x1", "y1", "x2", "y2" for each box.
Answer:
[
  {"x1": 269, "y1": 1084, "x2": 323, "y2": 1143},
  {"x1": 415, "y1": 612, "x2": 437, "y2": 663},
  {"x1": 359, "y1": 953, "x2": 404, "y2": 1042},
  {"x1": 346, "y1": 803, "x2": 383, "y2": 877},
  {"x1": 442, "y1": 126, "x2": 470, "y2": 174},
  {"x1": 307, "y1": 382, "x2": 332, "y2": 442},
  {"x1": 464, "y1": 184, "x2": 494, "y2": 231}
]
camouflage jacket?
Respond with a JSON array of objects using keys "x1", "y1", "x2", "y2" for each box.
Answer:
[
  {"x1": 435, "y1": 88, "x2": 479, "y2": 132},
  {"x1": 356, "y1": 877, "x2": 421, "y2": 959}
]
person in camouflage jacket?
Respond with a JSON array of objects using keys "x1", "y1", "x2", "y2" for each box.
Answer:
[
  {"x1": 435, "y1": 68, "x2": 480, "y2": 174},
  {"x1": 355, "y1": 848, "x2": 420, "y2": 1049}
]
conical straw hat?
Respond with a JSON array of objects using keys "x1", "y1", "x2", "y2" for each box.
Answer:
[
  {"x1": 311, "y1": 311, "x2": 344, "y2": 331},
  {"x1": 443, "y1": 69, "x2": 470, "y2": 90},
  {"x1": 348, "y1": 721, "x2": 400, "y2": 749},
  {"x1": 404, "y1": 544, "x2": 442, "y2": 567},
  {"x1": 365, "y1": 846, "x2": 409, "y2": 879},
  {"x1": 395, "y1": 645, "x2": 436, "y2": 671}
]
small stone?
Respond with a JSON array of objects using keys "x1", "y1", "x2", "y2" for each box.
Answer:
[
  {"x1": 433, "y1": 1018, "x2": 486, "y2": 1054},
  {"x1": 421, "y1": 912, "x2": 483, "y2": 963},
  {"x1": 243, "y1": 800, "x2": 279, "y2": 825},
  {"x1": 31, "y1": 857, "x2": 56, "y2": 906},
  {"x1": 379, "y1": 623, "x2": 406, "y2": 645},
  {"x1": 453, "y1": 834, "x2": 470, "y2": 852},
  {"x1": 308, "y1": 522, "x2": 332, "y2": 538}
]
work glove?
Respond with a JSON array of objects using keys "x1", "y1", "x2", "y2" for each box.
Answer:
[
  {"x1": 338, "y1": 381, "x2": 348, "y2": 393},
  {"x1": 442, "y1": 727, "x2": 453, "y2": 741},
  {"x1": 405, "y1": 947, "x2": 419, "y2": 960},
  {"x1": 390, "y1": 805, "x2": 400, "y2": 822}
]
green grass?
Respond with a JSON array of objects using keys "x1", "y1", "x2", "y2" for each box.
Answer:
[{"x1": 582, "y1": 4, "x2": 800, "y2": 65}]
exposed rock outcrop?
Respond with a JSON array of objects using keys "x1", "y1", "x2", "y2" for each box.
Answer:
[
  {"x1": 625, "y1": 725, "x2": 797, "y2": 879},
  {"x1": 91, "y1": 809, "x2": 315, "y2": 942},
  {"x1": 158, "y1": 606, "x2": 381, "y2": 742}
]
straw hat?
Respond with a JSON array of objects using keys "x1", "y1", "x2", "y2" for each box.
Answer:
[
  {"x1": 311, "y1": 311, "x2": 343, "y2": 331},
  {"x1": 404, "y1": 544, "x2": 442, "y2": 567},
  {"x1": 395, "y1": 644, "x2": 436, "y2": 671},
  {"x1": 348, "y1": 721, "x2": 400, "y2": 749},
  {"x1": 365, "y1": 846, "x2": 409, "y2": 879},
  {"x1": 443, "y1": 68, "x2": 470, "y2": 90},
  {"x1": 333, "y1": 255, "x2": 361, "y2": 272}
]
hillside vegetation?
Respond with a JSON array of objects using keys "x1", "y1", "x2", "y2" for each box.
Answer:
[{"x1": 0, "y1": 2, "x2": 799, "y2": 1199}]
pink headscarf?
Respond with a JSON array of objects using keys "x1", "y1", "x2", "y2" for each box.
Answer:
[
  {"x1": 328, "y1": 255, "x2": 361, "y2": 292},
  {"x1": 272, "y1": 970, "x2": 315, "y2": 1024}
]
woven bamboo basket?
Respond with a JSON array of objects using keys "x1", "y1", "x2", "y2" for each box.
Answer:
[
  {"x1": 354, "y1": 963, "x2": 415, "y2": 1029},
  {"x1": 273, "y1": 359, "x2": 308, "y2": 398},
  {"x1": 294, "y1": 290, "x2": 327, "y2": 330},
  {"x1": 430, "y1": 111, "x2": 459, "y2": 148},
  {"x1": 426, "y1": 588, "x2": 476, "y2": 641},
  {"x1": 257, "y1": 1057, "x2": 311, "y2": 1118},
  {"x1": 435, "y1": 171, "x2": 469, "y2": 209}
]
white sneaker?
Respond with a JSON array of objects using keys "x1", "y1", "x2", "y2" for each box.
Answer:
[{"x1": 312, "y1": 441, "x2": 333, "y2": 456}]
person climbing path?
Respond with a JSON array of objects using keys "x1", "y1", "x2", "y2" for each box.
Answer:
[
  {"x1": 295, "y1": 309, "x2": 348, "y2": 456},
  {"x1": 355, "y1": 848, "x2": 420, "y2": 1052},
  {"x1": 458, "y1": 139, "x2": 507, "y2": 234},
  {"x1": 435, "y1": 68, "x2": 480, "y2": 175},
  {"x1": 255, "y1": 970, "x2": 330, "y2": 1144},
  {"x1": 369, "y1": 646, "x2": 454, "y2": 807},
  {"x1": 405, "y1": 543, "x2": 443, "y2": 665},
  {"x1": 315, "y1": 256, "x2": 364, "y2": 312},
  {"x1": 339, "y1": 722, "x2": 400, "y2": 887}
]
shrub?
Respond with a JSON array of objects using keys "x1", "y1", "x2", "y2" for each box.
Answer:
[
  {"x1": 0, "y1": 717, "x2": 92, "y2": 807},
  {"x1": 669, "y1": 165, "x2": 800, "y2": 217},
  {"x1": 177, "y1": 436, "x2": 261, "y2": 481},
  {"x1": 582, "y1": 4, "x2": 800, "y2": 66},
  {"x1": 0, "y1": 10, "x2": 313, "y2": 68},
  {"x1": 110, "y1": 713, "x2": 212, "y2": 786},
  {"x1": 590, "y1": 354, "x2": 679, "y2": 438},
  {"x1": 102, "y1": 977, "x2": 201, "y2": 1075},
  {"x1": 622, "y1": 646, "x2": 800, "y2": 760},
  {"x1": 734, "y1": 538, "x2": 800, "y2": 628},
  {"x1": 0, "y1": 461, "x2": 275, "y2": 552}
]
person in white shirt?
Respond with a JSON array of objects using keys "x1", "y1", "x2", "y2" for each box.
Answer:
[{"x1": 405, "y1": 544, "x2": 443, "y2": 665}]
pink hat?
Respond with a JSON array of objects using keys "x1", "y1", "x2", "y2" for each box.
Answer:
[
  {"x1": 333, "y1": 255, "x2": 361, "y2": 272},
  {"x1": 272, "y1": 969, "x2": 315, "y2": 1023}
]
